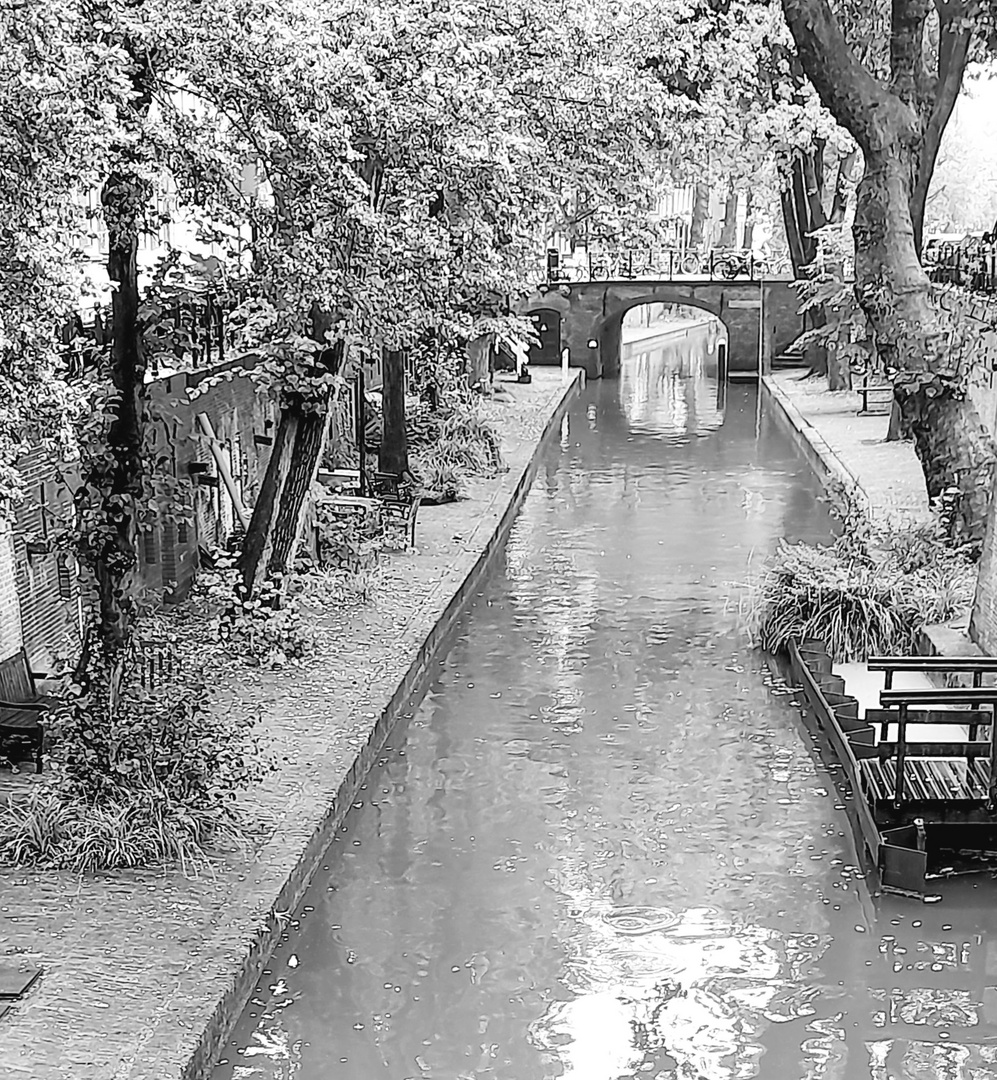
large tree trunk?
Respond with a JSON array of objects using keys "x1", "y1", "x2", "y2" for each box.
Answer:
[
  {"x1": 689, "y1": 183, "x2": 710, "y2": 249},
  {"x1": 780, "y1": 188, "x2": 807, "y2": 277},
  {"x1": 379, "y1": 348, "x2": 408, "y2": 476},
  {"x1": 780, "y1": 0, "x2": 986, "y2": 539},
  {"x1": 240, "y1": 411, "x2": 298, "y2": 595},
  {"x1": 854, "y1": 149, "x2": 994, "y2": 542},
  {"x1": 718, "y1": 187, "x2": 738, "y2": 248},
  {"x1": 742, "y1": 190, "x2": 755, "y2": 251},
  {"x1": 267, "y1": 409, "x2": 327, "y2": 576},
  {"x1": 830, "y1": 149, "x2": 859, "y2": 224},
  {"x1": 826, "y1": 332, "x2": 851, "y2": 391},
  {"x1": 240, "y1": 332, "x2": 343, "y2": 597},
  {"x1": 89, "y1": 170, "x2": 150, "y2": 656},
  {"x1": 467, "y1": 334, "x2": 491, "y2": 390}
]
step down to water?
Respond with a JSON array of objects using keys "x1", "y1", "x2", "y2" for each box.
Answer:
[{"x1": 0, "y1": 968, "x2": 41, "y2": 999}]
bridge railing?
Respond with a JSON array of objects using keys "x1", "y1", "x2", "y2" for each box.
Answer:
[{"x1": 544, "y1": 248, "x2": 793, "y2": 284}]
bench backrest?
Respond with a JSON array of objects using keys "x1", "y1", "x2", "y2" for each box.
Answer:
[
  {"x1": 869, "y1": 656, "x2": 997, "y2": 673},
  {"x1": 880, "y1": 687, "x2": 997, "y2": 707},
  {"x1": 0, "y1": 649, "x2": 35, "y2": 702}
]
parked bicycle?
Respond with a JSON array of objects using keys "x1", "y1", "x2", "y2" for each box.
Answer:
[{"x1": 714, "y1": 250, "x2": 766, "y2": 279}]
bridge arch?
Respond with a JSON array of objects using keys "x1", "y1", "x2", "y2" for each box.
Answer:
[
  {"x1": 593, "y1": 292, "x2": 727, "y2": 379},
  {"x1": 521, "y1": 278, "x2": 799, "y2": 379}
]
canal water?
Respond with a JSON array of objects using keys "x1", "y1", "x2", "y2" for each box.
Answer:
[{"x1": 215, "y1": 324, "x2": 997, "y2": 1080}]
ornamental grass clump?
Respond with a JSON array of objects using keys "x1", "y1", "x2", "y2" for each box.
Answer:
[
  {"x1": 740, "y1": 515, "x2": 975, "y2": 662},
  {"x1": 411, "y1": 406, "x2": 504, "y2": 503}
]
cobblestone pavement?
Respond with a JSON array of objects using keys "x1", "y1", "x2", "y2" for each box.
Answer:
[
  {"x1": 0, "y1": 369, "x2": 582, "y2": 1080},
  {"x1": 765, "y1": 371, "x2": 932, "y2": 528}
]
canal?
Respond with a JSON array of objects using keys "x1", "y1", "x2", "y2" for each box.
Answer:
[{"x1": 215, "y1": 323, "x2": 997, "y2": 1079}]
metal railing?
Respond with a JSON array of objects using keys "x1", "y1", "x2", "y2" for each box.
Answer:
[
  {"x1": 925, "y1": 241, "x2": 997, "y2": 294},
  {"x1": 543, "y1": 248, "x2": 792, "y2": 284}
]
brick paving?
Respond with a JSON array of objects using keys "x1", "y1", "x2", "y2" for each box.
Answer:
[
  {"x1": 764, "y1": 371, "x2": 932, "y2": 529},
  {"x1": 0, "y1": 368, "x2": 582, "y2": 1080}
]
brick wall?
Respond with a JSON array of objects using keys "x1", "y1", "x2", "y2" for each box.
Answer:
[
  {"x1": 7, "y1": 354, "x2": 374, "y2": 660},
  {"x1": 142, "y1": 359, "x2": 278, "y2": 601},
  {"x1": 0, "y1": 524, "x2": 22, "y2": 662},
  {"x1": 926, "y1": 288, "x2": 997, "y2": 441},
  {"x1": 11, "y1": 451, "x2": 82, "y2": 671}
]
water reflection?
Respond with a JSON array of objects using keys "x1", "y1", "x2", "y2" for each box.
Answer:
[
  {"x1": 619, "y1": 322, "x2": 725, "y2": 438},
  {"x1": 215, "y1": 330, "x2": 997, "y2": 1080}
]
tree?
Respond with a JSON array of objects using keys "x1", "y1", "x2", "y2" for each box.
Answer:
[
  {"x1": 781, "y1": 0, "x2": 995, "y2": 542},
  {"x1": 171, "y1": 0, "x2": 706, "y2": 597},
  {"x1": 0, "y1": 0, "x2": 126, "y2": 520}
]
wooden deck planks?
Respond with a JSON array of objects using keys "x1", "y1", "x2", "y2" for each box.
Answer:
[{"x1": 859, "y1": 756, "x2": 992, "y2": 803}]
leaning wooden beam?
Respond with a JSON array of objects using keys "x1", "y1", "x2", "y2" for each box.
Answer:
[{"x1": 195, "y1": 413, "x2": 251, "y2": 530}]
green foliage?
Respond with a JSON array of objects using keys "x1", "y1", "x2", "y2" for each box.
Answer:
[
  {"x1": 738, "y1": 509, "x2": 975, "y2": 662},
  {"x1": 197, "y1": 561, "x2": 315, "y2": 667},
  {"x1": 314, "y1": 505, "x2": 383, "y2": 575},
  {"x1": 0, "y1": 641, "x2": 269, "y2": 874}
]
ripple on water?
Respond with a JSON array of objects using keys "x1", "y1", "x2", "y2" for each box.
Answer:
[{"x1": 600, "y1": 905, "x2": 679, "y2": 936}]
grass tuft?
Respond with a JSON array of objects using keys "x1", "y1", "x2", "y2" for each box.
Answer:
[{"x1": 411, "y1": 405, "x2": 504, "y2": 503}]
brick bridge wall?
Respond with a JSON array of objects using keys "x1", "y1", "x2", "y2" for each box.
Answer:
[{"x1": 522, "y1": 278, "x2": 802, "y2": 379}]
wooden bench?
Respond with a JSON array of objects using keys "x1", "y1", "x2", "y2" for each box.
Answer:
[
  {"x1": 856, "y1": 374, "x2": 893, "y2": 415},
  {"x1": 869, "y1": 655, "x2": 997, "y2": 686},
  {"x1": 0, "y1": 649, "x2": 58, "y2": 773},
  {"x1": 371, "y1": 471, "x2": 421, "y2": 549},
  {"x1": 315, "y1": 467, "x2": 362, "y2": 494},
  {"x1": 869, "y1": 655, "x2": 997, "y2": 740},
  {"x1": 872, "y1": 687, "x2": 997, "y2": 805}
]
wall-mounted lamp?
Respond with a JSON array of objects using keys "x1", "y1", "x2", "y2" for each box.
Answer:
[{"x1": 587, "y1": 339, "x2": 598, "y2": 349}]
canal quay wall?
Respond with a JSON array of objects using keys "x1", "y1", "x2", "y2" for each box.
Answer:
[{"x1": 0, "y1": 369, "x2": 583, "y2": 1080}]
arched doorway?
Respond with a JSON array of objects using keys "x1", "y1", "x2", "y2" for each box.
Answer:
[{"x1": 528, "y1": 309, "x2": 562, "y2": 367}]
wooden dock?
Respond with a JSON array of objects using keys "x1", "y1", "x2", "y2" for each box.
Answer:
[{"x1": 788, "y1": 638, "x2": 997, "y2": 897}]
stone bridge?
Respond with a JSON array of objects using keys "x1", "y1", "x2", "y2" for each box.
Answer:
[{"x1": 522, "y1": 278, "x2": 801, "y2": 379}]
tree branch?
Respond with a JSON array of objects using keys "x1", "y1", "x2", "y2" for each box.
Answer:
[
  {"x1": 909, "y1": 3, "x2": 975, "y2": 250},
  {"x1": 781, "y1": 0, "x2": 915, "y2": 154},
  {"x1": 890, "y1": 0, "x2": 932, "y2": 105}
]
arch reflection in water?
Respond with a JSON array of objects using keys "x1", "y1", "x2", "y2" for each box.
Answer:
[{"x1": 618, "y1": 320, "x2": 726, "y2": 439}]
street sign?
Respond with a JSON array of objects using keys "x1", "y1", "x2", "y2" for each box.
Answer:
[{"x1": 728, "y1": 299, "x2": 762, "y2": 309}]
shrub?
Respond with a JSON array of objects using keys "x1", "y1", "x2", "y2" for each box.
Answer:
[
  {"x1": 0, "y1": 638, "x2": 270, "y2": 875},
  {"x1": 313, "y1": 504, "x2": 383, "y2": 575},
  {"x1": 0, "y1": 787, "x2": 244, "y2": 876},
  {"x1": 737, "y1": 515, "x2": 975, "y2": 662},
  {"x1": 196, "y1": 558, "x2": 315, "y2": 666}
]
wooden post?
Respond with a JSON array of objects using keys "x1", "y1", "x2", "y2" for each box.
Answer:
[
  {"x1": 882, "y1": 667, "x2": 894, "y2": 742},
  {"x1": 380, "y1": 348, "x2": 408, "y2": 476},
  {"x1": 355, "y1": 366, "x2": 366, "y2": 497},
  {"x1": 894, "y1": 703, "x2": 908, "y2": 806},
  {"x1": 195, "y1": 413, "x2": 250, "y2": 529},
  {"x1": 971, "y1": 669, "x2": 983, "y2": 741},
  {"x1": 989, "y1": 702, "x2": 997, "y2": 808}
]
